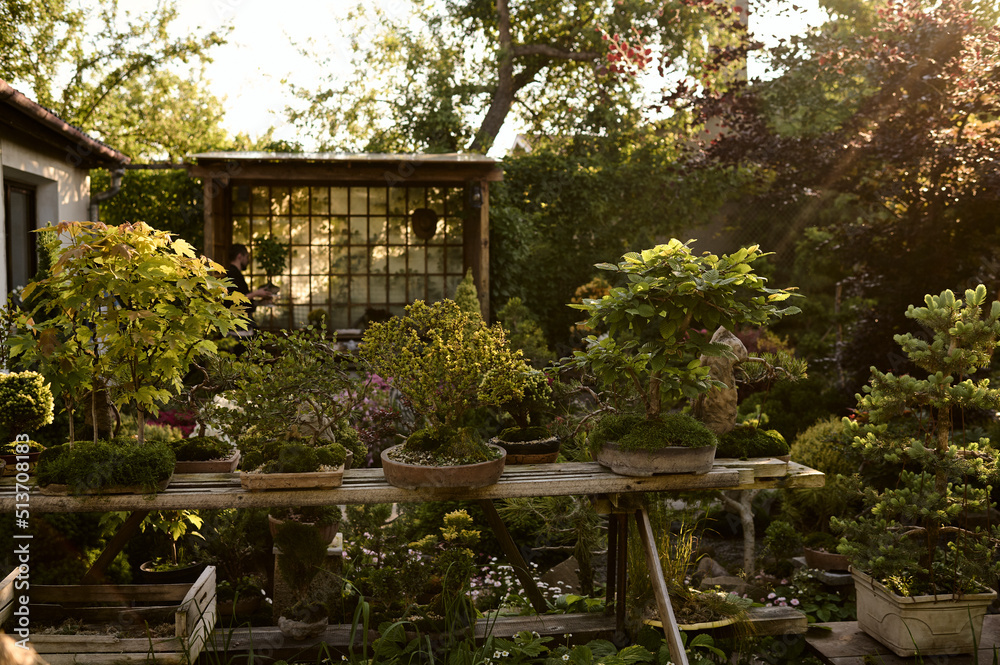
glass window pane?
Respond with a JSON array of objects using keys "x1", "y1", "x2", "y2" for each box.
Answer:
[
  {"x1": 293, "y1": 305, "x2": 310, "y2": 329},
  {"x1": 388, "y1": 187, "x2": 407, "y2": 215},
  {"x1": 349, "y1": 187, "x2": 368, "y2": 215},
  {"x1": 426, "y1": 217, "x2": 445, "y2": 245},
  {"x1": 369, "y1": 187, "x2": 387, "y2": 214},
  {"x1": 370, "y1": 247, "x2": 387, "y2": 274},
  {"x1": 312, "y1": 275, "x2": 329, "y2": 301},
  {"x1": 350, "y1": 278, "x2": 368, "y2": 303},
  {"x1": 408, "y1": 187, "x2": 425, "y2": 209},
  {"x1": 369, "y1": 275, "x2": 387, "y2": 304},
  {"x1": 446, "y1": 274, "x2": 462, "y2": 299},
  {"x1": 427, "y1": 276, "x2": 445, "y2": 301},
  {"x1": 388, "y1": 216, "x2": 406, "y2": 244},
  {"x1": 292, "y1": 276, "x2": 311, "y2": 302},
  {"x1": 330, "y1": 187, "x2": 348, "y2": 215},
  {"x1": 389, "y1": 276, "x2": 407, "y2": 303},
  {"x1": 292, "y1": 216, "x2": 310, "y2": 244},
  {"x1": 350, "y1": 217, "x2": 367, "y2": 244},
  {"x1": 271, "y1": 187, "x2": 291, "y2": 216},
  {"x1": 349, "y1": 248, "x2": 366, "y2": 274},
  {"x1": 427, "y1": 246, "x2": 444, "y2": 273},
  {"x1": 445, "y1": 217, "x2": 463, "y2": 241},
  {"x1": 369, "y1": 217, "x2": 386, "y2": 243},
  {"x1": 331, "y1": 247, "x2": 349, "y2": 275},
  {"x1": 330, "y1": 275, "x2": 348, "y2": 300},
  {"x1": 312, "y1": 187, "x2": 330, "y2": 215},
  {"x1": 269, "y1": 218, "x2": 289, "y2": 242},
  {"x1": 446, "y1": 187, "x2": 465, "y2": 215},
  {"x1": 232, "y1": 217, "x2": 249, "y2": 244},
  {"x1": 446, "y1": 246, "x2": 464, "y2": 275},
  {"x1": 407, "y1": 246, "x2": 426, "y2": 273},
  {"x1": 330, "y1": 216, "x2": 349, "y2": 245},
  {"x1": 409, "y1": 275, "x2": 426, "y2": 301},
  {"x1": 290, "y1": 246, "x2": 308, "y2": 275},
  {"x1": 387, "y1": 247, "x2": 408, "y2": 275},
  {"x1": 291, "y1": 187, "x2": 310, "y2": 215},
  {"x1": 427, "y1": 186, "x2": 445, "y2": 214},
  {"x1": 251, "y1": 186, "x2": 270, "y2": 215},
  {"x1": 232, "y1": 188, "x2": 249, "y2": 215},
  {"x1": 311, "y1": 246, "x2": 329, "y2": 274}
]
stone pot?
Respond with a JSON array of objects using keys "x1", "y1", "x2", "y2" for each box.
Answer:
[
  {"x1": 380, "y1": 443, "x2": 506, "y2": 489},
  {"x1": 595, "y1": 442, "x2": 716, "y2": 476},
  {"x1": 852, "y1": 567, "x2": 996, "y2": 657},
  {"x1": 490, "y1": 434, "x2": 561, "y2": 464},
  {"x1": 803, "y1": 547, "x2": 850, "y2": 571},
  {"x1": 278, "y1": 615, "x2": 328, "y2": 640}
]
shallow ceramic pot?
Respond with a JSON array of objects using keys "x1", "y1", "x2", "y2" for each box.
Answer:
[
  {"x1": 380, "y1": 443, "x2": 506, "y2": 489},
  {"x1": 268, "y1": 514, "x2": 339, "y2": 545},
  {"x1": 596, "y1": 442, "x2": 716, "y2": 476},
  {"x1": 173, "y1": 449, "x2": 240, "y2": 474},
  {"x1": 803, "y1": 547, "x2": 850, "y2": 571},
  {"x1": 852, "y1": 567, "x2": 996, "y2": 657},
  {"x1": 490, "y1": 435, "x2": 560, "y2": 464},
  {"x1": 138, "y1": 560, "x2": 207, "y2": 584}
]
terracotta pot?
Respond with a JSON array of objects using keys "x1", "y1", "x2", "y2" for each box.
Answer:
[
  {"x1": 852, "y1": 567, "x2": 996, "y2": 657},
  {"x1": 490, "y1": 435, "x2": 561, "y2": 465},
  {"x1": 380, "y1": 443, "x2": 506, "y2": 489},
  {"x1": 596, "y1": 442, "x2": 716, "y2": 476},
  {"x1": 803, "y1": 547, "x2": 850, "y2": 571}
]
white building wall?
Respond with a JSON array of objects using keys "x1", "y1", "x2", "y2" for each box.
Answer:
[{"x1": 0, "y1": 132, "x2": 92, "y2": 301}]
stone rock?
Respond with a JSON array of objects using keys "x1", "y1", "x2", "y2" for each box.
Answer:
[
  {"x1": 699, "y1": 575, "x2": 747, "y2": 594},
  {"x1": 695, "y1": 556, "x2": 729, "y2": 578},
  {"x1": 540, "y1": 556, "x2": 582, "y2": 595},
  {"x1": 692, "y1": 327, "x2": 748, "y2": 436}
]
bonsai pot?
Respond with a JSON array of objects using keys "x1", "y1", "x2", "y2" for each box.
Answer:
[
  {"x1": 852, "y1": 567, "x2": 996, "y2": 657},
  {"x1": 380, "y1": 443, "x2": 506, "y2": 489},
  {"x1": 174, "y1": 449, "x2": 240, "y2": 474},
  {"x1": 596, "y1": 442, "x2": 717, "y2": 476},
  {"x1": 240, "y1": 466, "x2": 345, "y2": 491},
  {"x1": 490, "y1": 434, "x2": 561, "y2": 465},
  {"x1": 138, "y1": 559, "x2": 208, "y2": 584},
  {"x1": 217, "y1": 594, "x2": 263, "y2": 621},
  {"x1": 0, "y1": 450, "x2": 41, "y2": 476},
  {"x1": 803, "y1": 547, "x2": 850, "y2": 571}
]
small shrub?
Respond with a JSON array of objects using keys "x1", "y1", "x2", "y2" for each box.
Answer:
[
  {"x1": 170, "y1": 436, "x2": 232, "y2": 462},
  {"x1": 716, "y1": 424, "x2": 789, "y2": 458},
  {"x1": 589, "y1": 413, "x2": 717, "y2": 454},
  {"x1": 36, "y1": 438, "x2": 175, "y2": 493}
]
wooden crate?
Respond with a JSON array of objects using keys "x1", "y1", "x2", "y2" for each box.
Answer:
[{"x1": 1, "y1": 565, "x2": 216, "y2": 664}]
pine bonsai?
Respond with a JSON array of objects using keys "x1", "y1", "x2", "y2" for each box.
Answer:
[{"x1": 834, "y1": 285, "x2": 1000, "y2": 596}]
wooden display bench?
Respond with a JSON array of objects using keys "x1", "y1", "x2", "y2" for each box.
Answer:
[
  {"x1": 0, "y1": 460, "x2": 823, "y2": 665},
  {"x1": 805, "y1": 617, "x2": 1000, "y2": 665}
]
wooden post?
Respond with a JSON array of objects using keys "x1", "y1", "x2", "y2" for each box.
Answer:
[
  {"x1": 477, "y1": 499, "x2": 548, "y2": 613},
  {"x1": 82, "y1": 510, "x2": 148, "y2": 584},
  {"x1": 635, "y1": 506, "x2": 687, "y2": 665}
]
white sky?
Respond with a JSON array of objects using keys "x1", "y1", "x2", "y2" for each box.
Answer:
[{"x1": 129, "y1": 0, "x2": 828, "y2": 157}]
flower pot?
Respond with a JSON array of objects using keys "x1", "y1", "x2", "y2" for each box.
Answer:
[
  {"x1": 596, "y1": 442, "x2": 716, "y2": 476},
  {"x1": 1, "y1": 451, "x2": 41, "y2": 476},
  {"x1": 852, "y1": 568, "x2": 996, "y2": 657},
  {"x1": 174, "y1": 449, "x2": 240, "y2": 474},
  {"x1": 803, "y1": 547, "x2": 850, "y2": 571},
  {"x1": 490, "y1": 435, "x2": 560, "y2": 464},
  {"x1": 380, "y1": 443, "x2": 506, "y2": 489},
  {"x1": 217, "y1": 594, "x2": 263, "y2": 621},
  {"x1": 138, "y1": 559, "x2": 208, "y2": 584},
  {"x1": 268, "y1": 514, "x2": 339, "y2": 545}
]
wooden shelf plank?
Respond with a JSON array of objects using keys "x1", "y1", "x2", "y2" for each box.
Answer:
[{"x1": 0, "y1": 461, "x2": 824, "y2": 513}]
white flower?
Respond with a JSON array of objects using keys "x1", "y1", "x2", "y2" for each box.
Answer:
[{"x1": 562, "y1": 655, "x2": 570, "y2": 661}]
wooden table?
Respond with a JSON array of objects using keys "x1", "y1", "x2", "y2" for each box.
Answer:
[{"x1": 0, "y1": 459, "x2": 824, "y2": 665}]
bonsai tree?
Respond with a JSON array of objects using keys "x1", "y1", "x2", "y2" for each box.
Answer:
[
  {"x1": 834, "y1": 285, "x2": 1000, "y2": 597},
  {"x1": 210, "y1": 324, "x2": 369, "y2": 463},
  {"x1": 253, "y1": 234, "x2": 289, "y2": 289},
  {"x1": 360, "y1": 298, "x2": 528, "y2": 463},
  {"x1": 569, "y1": 240, "x2": 801, "y2": 439},
  {"x1": 12, "y1": 222, "x2": 247, "y2": 445},
  {"x1": 0, "y1": 371, "x2": 54, "y2": 441},
  {"x1": 495, "y1": 367, "x2": 554, "y2": 443}
]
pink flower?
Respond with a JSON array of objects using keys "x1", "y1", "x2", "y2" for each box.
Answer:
[{"x1": 791, "y1": 598, "x2": 800, "y2": 606}]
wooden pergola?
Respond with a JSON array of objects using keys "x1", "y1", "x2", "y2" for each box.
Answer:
[{"x1": 187, "y1": 152, "x2": 503, "y2": 327}]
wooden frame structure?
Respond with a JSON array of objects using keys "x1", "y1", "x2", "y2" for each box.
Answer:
[{"x1": 187, "y1": 152, "x2": 502, "y2": 324}]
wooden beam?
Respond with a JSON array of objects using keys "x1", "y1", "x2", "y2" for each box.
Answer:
[
  {"x1": 635, "y1": 506, "x2": 688, "y2": 665},
  {"x1": 187, "y1": 162, "x2": 503, "y2": 184},
  {"x1": 477, "y1": 499, "x2": 548, "y2": 614},
  {"x1": 82, "y1": 510, "x2": 148, "y2": 584}
]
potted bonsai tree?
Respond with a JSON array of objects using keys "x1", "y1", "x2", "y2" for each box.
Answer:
[
  {"x1": 569, "y1": 240, "x2": 800, "y2": 476},
  {"x1": 490, "y1": 367, "x2": 561, "y2": 464},
  {"x1": 833, "y1": 285, "x2": 1000, "y2": 657},
  {"x1": 12, "y1": 222, "x2": 246, "y2": 494},
  {"x1": 360, "y1": 298, "x2": 529, "y2": 489},
  {"x1": 0, "y1": 370, "x2": 54, "y2": 474},
  {"x1": 253, "y1": 233, "x2": 289, "y2": 298}
]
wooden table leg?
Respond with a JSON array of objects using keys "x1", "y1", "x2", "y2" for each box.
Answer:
[
  {"x1": 477, "y1": 499, "x2": 548, "y2": 614},
  {"x1": 635, "y1": 505, "x2": 687, "y2": 665},
  {"x1": 614, "y1": 513, "x2": 628, "y2": 644},
  {"x1": 82, "y1": 510, "x2": 148, "y2": 584},
  {"x1": 605, "y1": 512, "x2": 618, "y2": 615}
]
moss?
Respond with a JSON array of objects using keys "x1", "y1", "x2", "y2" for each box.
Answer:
[
  {"x1": 170, "y1": 436, "x2": 232, "y2": 462},
  {"x1": 246, "y1": 440, "x2": 347, "y2": 474},
  {"x1": 331, "y1": 420, "x2": 366, "y2": 462},
  {"x1": 0, "y1": 439, "x2": 45, "y2": 455},
  {"x1": 273, "y1": 520, "x2": 328, "y2": 592},
  {"x1": 590, "y1": 413, "x2": 716, "y2": 454},
  {"x1": 401, "y1": 426, "x2": 497, "y2": 464},
  {"x1": 716, "y1": 424, "x2": 789, "y2": 458},
  {"x1": 498, "y1": 425, "x2": 550, "y2": 443},
  {"x1": 36, "y1": 438, "x2": 175, "y2": 493}
]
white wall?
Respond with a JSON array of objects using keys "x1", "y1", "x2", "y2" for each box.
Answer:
[{"x1": 0, "y1": 132, "x2": 92, "y2": 301}]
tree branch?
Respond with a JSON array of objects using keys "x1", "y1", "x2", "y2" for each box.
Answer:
[{"x1": 511, "y1": 45, "x2": 600, "y2": 61}]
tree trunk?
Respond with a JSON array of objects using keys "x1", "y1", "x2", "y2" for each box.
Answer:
[{"x1": 469, "y1": 0, "x2": 514, "y2": 153}]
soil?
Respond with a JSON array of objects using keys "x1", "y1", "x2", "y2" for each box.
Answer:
[{"x1": 35, "y1": 618, "x2": 175, "y2": 639}]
